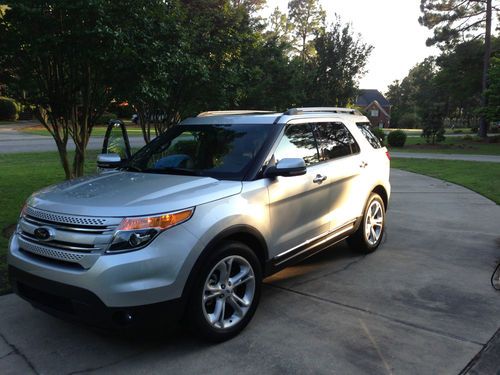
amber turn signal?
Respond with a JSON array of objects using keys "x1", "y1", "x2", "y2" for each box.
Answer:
[{"x1": 117, "y1": 208, "x2": 194, "y2": 231}]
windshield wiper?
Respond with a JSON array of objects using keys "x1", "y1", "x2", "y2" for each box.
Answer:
[
  {"x1": 122, "y1": 165, "x2": 143, "y2": 172},
  {"x1": 146, "y1": 167, "x2": 202, "y2": 176}
]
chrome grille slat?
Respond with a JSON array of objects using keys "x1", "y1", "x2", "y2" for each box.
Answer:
[
  {"x1": 18, "y1": 233, "x2": 99, "y2": 252},
  {"x1": 23, "y1": 216, "x2": 116, "y2": 233},
  {"x1": 25, "y1": 206, "x2": 121, "y2": 227},
  {"x1": 17, "y1": 237, "x2": 99, "y2": 269}
]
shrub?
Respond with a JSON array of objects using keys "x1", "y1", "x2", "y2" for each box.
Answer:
[
  {"x1": 387, "y1": 129, "x2": 407, "y2": 147},
  {"x1": 488, "y1": 135, "x2": 500, "y2": 143},
  {"x1": 421, "y1": 107, "x2": 446, "y2": 144},
  {"x1": 453, "y1": 129, "x2": 463, "y2": 134},
  {"x1": 96, "y1": 112, "x2": 118, "y2": 125},
  {"x1": 470, "y1": 127, "x2": 478, "y2": 134},
  {"x1": 422, "y1": 127, "x2": 445, "y2": 144},
  {"x1": 108, "y1": 102, "x2": 134, "y2": 119},
  {"x1": 371, "y1": 127, "x2": 386, "y2": 144},
  {"x1": 0, "y1": 97, "x2": 19, "y2": 121}
]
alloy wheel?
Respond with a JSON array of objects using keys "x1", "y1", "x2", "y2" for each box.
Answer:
[{"x1": 202, "y1": 255, "x2": 255, "y2": 329}]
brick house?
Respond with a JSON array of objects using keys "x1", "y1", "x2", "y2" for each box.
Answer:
[{"x1": 355, "y1": 89, "x2": 391, "y2": 128}]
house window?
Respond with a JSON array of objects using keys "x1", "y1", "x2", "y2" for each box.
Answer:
[{"x1": 370, "y1": 109, "x2": 379, "y2": 117}]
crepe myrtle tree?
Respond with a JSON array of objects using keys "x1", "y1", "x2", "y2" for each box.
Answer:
[
  {"x1": 0, "y1": 0, "x2": 171, "y2": 178},
  {"x1": 419, "y1": 0, "x2": 499, "y2": 138}
]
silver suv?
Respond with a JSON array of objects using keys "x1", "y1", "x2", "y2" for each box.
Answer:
[{"x1": 8, "y1": 108, "x2": 391, "y2": 341}]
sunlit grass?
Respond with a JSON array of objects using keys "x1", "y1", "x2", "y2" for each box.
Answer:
[
  {"x1": 392, "y1": 159, "x2": 500, "y2": 204},
  {"x1": 0, "y1": 150, "x2": 100, "y2": 294}
]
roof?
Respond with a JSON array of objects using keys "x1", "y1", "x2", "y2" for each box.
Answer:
[
  {"x1": 181, "y1": 107, "x2": 370, "y2": 126},
  {"x1": 367, "y1": 100, "x2": 390, "y2": 118},
  {"x1": 356, "y1": 89, "x2": 391, "y2": 108}
]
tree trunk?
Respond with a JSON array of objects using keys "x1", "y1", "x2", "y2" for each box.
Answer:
[
  {"x1": 35, "y1": 106, "x2": 72, "y2": 179},
  {"x1": 73, "y1": 147, "x2": 85, "y2": 177},
  {"x1": 55, "y1": 140, "x2": 72, "y2": 180},
  {"x1": 478, "y1": 0, "x2": 492, "y2": 138}
]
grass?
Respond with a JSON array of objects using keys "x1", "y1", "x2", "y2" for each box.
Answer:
[
  {"x1": 20, "y1": 122, "x2": 142, "y2": 137},
  {"x1": 387, "y1": 135, "x2": 500, "y2": 155},
  {"x1": 0, "y1": 151, "x2": 99, "y2": 295},
  {"x1": 391, "y1": 158, "x2": 500, "y2": 204},
  {"x1": 384, "y1": 128, "x2": 472, "y2": 135}
]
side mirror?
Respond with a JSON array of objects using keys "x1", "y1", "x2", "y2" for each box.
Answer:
[
  {"x1": 264, "y1": 158, "x2": 307, "y2": 178},
  {"x1": 97, "y1": 153, "x2": 122, "y2": 169}
]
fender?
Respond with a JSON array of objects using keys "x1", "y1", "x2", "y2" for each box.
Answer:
[{"x1": 180, "y1": 224, "x2": 269, "y2": 303}]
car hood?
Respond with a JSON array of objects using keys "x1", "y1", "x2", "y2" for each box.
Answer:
[{"x1": 27, "y1": 171, "x2": 242, "y2": 217}]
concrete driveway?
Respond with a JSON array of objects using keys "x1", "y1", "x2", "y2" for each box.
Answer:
[{"x1": 0, "y1": 169, "x2": 499, "y2": 375}]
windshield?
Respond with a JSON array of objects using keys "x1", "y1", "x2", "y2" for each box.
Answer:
[{"x1": 124, "y1": 124, "x2": 273, "y2": 180}]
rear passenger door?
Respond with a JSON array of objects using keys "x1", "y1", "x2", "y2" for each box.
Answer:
[
  {"x1": 313, "y1": 122, "x2": 365, "y2": 229},
  {"x1": 267, "y1": 124, "x2": 333, "y2": 256}
]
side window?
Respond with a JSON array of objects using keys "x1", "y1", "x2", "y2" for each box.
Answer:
[
  {"x1": 314, "y1": 123, "x2": 360, "y2": 161},
  {"x1": 274, "y1": 124, "x2": 319, "y2": 166},
  {"x1": 356, "y1": 122, "x2": 382, "y2": 149}
]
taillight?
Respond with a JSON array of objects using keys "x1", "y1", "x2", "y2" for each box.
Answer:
[{"x1": 385, "y1": 151, "x2": 391, "y2": 160}]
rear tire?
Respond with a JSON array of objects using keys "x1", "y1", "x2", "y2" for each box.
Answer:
[
  {"x1": 347, "y1": 193, "x2": 385, "y2": 253},
  {"x1": 187, "y1": 241, "x2": 262, "y2": 342}
]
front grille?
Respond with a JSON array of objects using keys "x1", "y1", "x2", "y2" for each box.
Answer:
[
  {"x1": 25, "y1": 206, "x2": 113, "y2": 227},
  {"x1": 18, "y1": 207, "x2": 122, "y2": 269},
  {"x1": 19, "y1": 237, "x2": 85, "y2": 262},
  {"x1": 18, "y1": 236, "x2": 99, "y2": 269}
]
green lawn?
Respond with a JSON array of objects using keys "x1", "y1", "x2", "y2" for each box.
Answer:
[
  {"x1": 388, "y1": 135, "x2": 500, "y2": 155},
  {"x1": 391, "y1": 158, "x2": 500, "y2": 204},
  {"x1": 21, "y1": 122, "x2": 143, "y2": 137},
  {"x1": 0, "y1": 151, "x2": 100, "y2": 295}
]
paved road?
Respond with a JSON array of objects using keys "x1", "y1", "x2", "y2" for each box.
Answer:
[
  {"x1": 0, "y1": 170, "x2": 499, "y2": 374},
  {"x1": 0, "y1": 127, "x2": 145, "y2": 154},
  {"x1": 390, "y1": 151, "x2": 500, "y2": 163}
]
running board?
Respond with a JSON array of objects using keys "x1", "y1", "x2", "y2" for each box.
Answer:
[{"x1": 272, "y1": 220, "x2": 356, "y2": 268}]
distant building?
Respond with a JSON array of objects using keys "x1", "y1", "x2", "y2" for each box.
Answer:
[{"x1": 356, "y1": 89, "x2": 391, "y2": 128}]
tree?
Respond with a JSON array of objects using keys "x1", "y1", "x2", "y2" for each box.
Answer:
[
  {"x1": 434, "y1": 39, "x2": 485, "y2": 127},
  {"x1": 386, "y1": 58, "x2": 438, "y2": 128},
  {"x1": 419, "y1": 0, "x2": 498, "y2": 137},
  {"x1": 484, "y1": 56, "x2": 500, "y2": 122},
  {"x1": 111, "y1": 1, "x2": 187, "y2": 143},
  {"x1": 267, "y1": 7, "x2": 292, "y2": 45},
  {"x1": 309, "y1": 19, "x2": 373, "y2": 107},
  {"x1": 288, "y1": 0, "x2": 326, "y2": 64},
  {"x1": 0, "y1": 1, "x2": 118, "y2": 178},
  {"x1": 0, "y1": 0, "x2": 172, "y2": 178}
]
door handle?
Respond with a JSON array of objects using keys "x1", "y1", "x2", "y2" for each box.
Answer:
[
  {"x1": 360, "y1": 161, "x2": 368, "y2": 168},
  {"x1": 313, "y1": 174, "x2": 327, "y2": 184}
]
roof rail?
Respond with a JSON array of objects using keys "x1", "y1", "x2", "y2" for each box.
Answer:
[
  {"x1": 197, "y1": 110, "x2": 275, "y2": 117},
  {"x1": 284, "y1": 107, "x2": 362, "y2": 116}
]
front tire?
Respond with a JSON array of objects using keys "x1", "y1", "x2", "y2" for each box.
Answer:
[
  {"x1": 187, "y1": 241, "x2": 262, "y2": 342},
  {"x1": 347, "y1": 192, "x2": 385, "y2": 253}
]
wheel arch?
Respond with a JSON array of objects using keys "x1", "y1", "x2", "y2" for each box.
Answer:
[
  {"x1": 180, "y1": 225, "x2": 268, "y2": 302},
  {"x1": 372, "y1": 185, "x2": 389, "y2": 211}
]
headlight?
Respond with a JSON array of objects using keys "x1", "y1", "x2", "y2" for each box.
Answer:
[{"x1": 108, "y1": 208, "x2": 194, "y2": 253}]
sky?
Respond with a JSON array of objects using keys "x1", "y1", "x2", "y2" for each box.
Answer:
[{"x1": 261, "y1": 0, "x2": 440, "y2": 93}]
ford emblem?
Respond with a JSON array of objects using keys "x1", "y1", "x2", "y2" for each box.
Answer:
[{"x1": 34, "y1": 227, "x2": 55, "y2": 242}]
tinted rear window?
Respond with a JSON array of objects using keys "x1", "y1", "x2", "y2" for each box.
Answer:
[{"x1": 357, "y1": 122, "x2": 382, "y2": 149}]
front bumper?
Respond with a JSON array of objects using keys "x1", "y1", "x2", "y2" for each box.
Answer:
[
  {"x1": 8, "y1": 224, "x2": 201, "y2": 307},
  {"x1": 9, "y1": 266, "x2": 184, "y2": 329}
]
